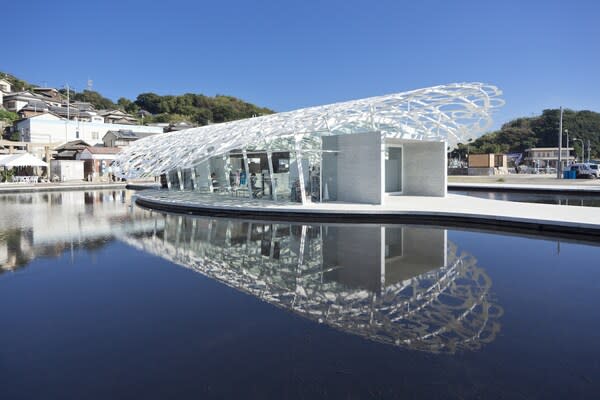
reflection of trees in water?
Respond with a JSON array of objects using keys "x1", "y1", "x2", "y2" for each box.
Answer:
[{"x1": 124, "y1": 215, "x2": 503, "y2": 354}]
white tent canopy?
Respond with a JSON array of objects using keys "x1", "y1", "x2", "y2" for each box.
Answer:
[{"x1": 0, "y1": 153, "x2": 48, "y2": 168}]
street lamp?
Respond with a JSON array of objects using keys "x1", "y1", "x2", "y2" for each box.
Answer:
[{"x1": 572, "y1": 138, "x2": 584, "y2": 163}]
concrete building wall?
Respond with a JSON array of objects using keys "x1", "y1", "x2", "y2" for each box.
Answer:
[
  {"x1": 323, "y1": 132, "x2": 381, "y2": 204},
  {"x1": 15, "y1": 115, "x2": 163, "y2": 146},
  {"x1": 0, "y1": 79, "x2": 11, "y2": 93},
  {"x1": 50, "y1": 160, "x2": 84, "y2": 181},
  {"x1": 398, "y1": 140, "x2": 446, "y2": 197}
]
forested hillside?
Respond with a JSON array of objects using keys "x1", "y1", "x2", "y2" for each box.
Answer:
[
  {"x1": 1, "y1": 71, "x2": 274, "y2": 126},
  {"x1": 451, "y1": 109, "x2": 600, "y2": 159}
]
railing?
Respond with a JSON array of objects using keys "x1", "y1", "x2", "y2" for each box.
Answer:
[{"x1": 11, "y1": 176, "x2": 40, "y2": 183}]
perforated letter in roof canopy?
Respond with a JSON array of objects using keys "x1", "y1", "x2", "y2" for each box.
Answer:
[{"x1": 114, "y1": 83, "x2": 503, "y2": 178}]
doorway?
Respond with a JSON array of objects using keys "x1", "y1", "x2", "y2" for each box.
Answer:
[{"x1": 385, "y1": 145, "x2": 403, "y2": 193}]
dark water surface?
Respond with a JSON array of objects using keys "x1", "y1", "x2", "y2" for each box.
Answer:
[
  {"x1": 451, "y1": 189, "x2": 600, "y2": 207},
  {"x1": 1, "y1": 190, "x2": 599, "y2": 399}
]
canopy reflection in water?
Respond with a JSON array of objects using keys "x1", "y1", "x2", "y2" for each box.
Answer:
[{"x1": 123, "y1": 215, "x2": 503, "y2": 354}]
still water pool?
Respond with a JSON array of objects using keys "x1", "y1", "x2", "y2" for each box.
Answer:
[
  {"x1": 1, "y1": 190, "x2": 599, "y2": 399},
  {"x1": 451, "y1": 189, "x2": 600, "y2": 207}
]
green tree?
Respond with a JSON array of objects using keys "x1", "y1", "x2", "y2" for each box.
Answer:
[
  {"x1": 117, "y1": 97, "x2": 139, "y2": 114},
  {"x1": 135, "y1": 93, "x2": 162, "y2": 114},
  {"x1": 71, "y1": 90, "x2": 116, "y2": 110},
  {"x1": 0, "y1": 109, "x2": 19, "y2": 123}
]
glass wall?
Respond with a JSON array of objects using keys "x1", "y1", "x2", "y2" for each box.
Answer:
[{"x1": 161, "y1": 137, "x2": 336, "y2": 205}]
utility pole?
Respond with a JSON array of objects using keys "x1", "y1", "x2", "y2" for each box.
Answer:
[
  {"x1": 66, "y1": 83, "x2": 70, "y2": 120},
  {"x1": 564, "y1": 129, "x2": 569, "y2": 166},
  {"x1": 557, "y1": 107, "x2": 563, "y2": 178}
]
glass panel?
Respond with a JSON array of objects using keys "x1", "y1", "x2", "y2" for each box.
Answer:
[
  {"x1": 272, "y1": 152, "x2": 292, "y2": 202},
  {"x1": 321, "y1": 145, "x2": 338, "y2": 202},
  {"x1": 289, "y1": 154, "x2": 309, "y2": 203},
  {"x1": 183, "y1": 168, "x2": 193, "y2": 190},
  {"x1": 194, "y1": 162, "x2": 211, "y2": 192},
  {"x1": 209, "y1": 157, "x2": 227, "y2": 193}
]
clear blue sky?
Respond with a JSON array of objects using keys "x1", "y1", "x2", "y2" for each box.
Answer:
[{"x1": 2, "y1": 0, "x2": 599, "y2": 129}]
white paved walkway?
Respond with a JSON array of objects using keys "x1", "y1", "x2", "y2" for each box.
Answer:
[{"x1": 135, "y1": 190, "x2": 600, "y2": 233}]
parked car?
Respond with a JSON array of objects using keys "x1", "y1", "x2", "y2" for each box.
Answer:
[
  {"x1": 570, "y1": 164, "x2": 597, "y2": 179},
  {"x1": 588, "y1": 163, "x2": 600, "y2": 178}
]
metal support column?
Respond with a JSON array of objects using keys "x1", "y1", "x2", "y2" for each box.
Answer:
[
  {"x1": 267, "y1": 150, "x2": 277, "y2": 201},
  {"x1": 295, "y1": 137, "x2": 307, "y2": 205},
  {"x1": 190, "y1": 167, "x2": 197, "y2": 190},
  {"x1": 242, "y1": 149, "x2": 251, "y2": 196},
  {"x1": 177, "y1": 168, "x2": 184, "y2": 191},
  {"x1": 224, "y1": 152, "x2": 232, "y2": 193}
]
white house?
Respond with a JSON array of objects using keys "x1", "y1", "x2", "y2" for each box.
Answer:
[
  {"x1": 0, "y1": 79, "x2": 12, "y2": 105},
  {"x1": 0, "y1": 79, "x2": 11, "y2": 93},
  {"x1": 14, "y1": 113, "x2": 164, "y2": 146}
]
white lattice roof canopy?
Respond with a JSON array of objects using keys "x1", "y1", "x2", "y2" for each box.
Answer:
[{"x1": 114, "y1": 82, "x2": 503, "y2": 178}]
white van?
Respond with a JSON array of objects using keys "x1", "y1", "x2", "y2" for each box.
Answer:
[
  {"x1": 588, "y1": 163, "x2": 600, "y2": 178},
  {"x1": 570, "y1": 163, "x2": 597, "y2": 179}
]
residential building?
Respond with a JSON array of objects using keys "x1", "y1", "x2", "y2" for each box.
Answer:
[
  {"x1": 13, "y1": 113, "x2": 164, "y2": 147},
  {"x1": 524, "y1": 147, "x2": 574, "y2": 170},
  {"x1": 77, "y1": 146, "x2": 121, "y2": 180},
  {"x1": 102, "y1": 129, "x2": 159, "y2": 148},
  {"x1": 32, "y1": 87, "x2": 64, "y2": 104},
  {"x1": 15, "y1": 101, "x2": 49, "y2": 118},
  {"x1": 53, "y1": 140, "x2": 91, "y2": 160},
  {"x1": 0, "y1": 79, "x2": 11, "y2": 94},
  {"x1": 167, "y1": 121, "x2": 196, "y2": 132},
  {"x1": 99, "y1": 110, "x2": 138, "y2": 125},
  {"x1": 0, "y1": 79, "x2": 12, "y2": 106},
  {"x1": 3, "y1": 91, "x2": 46, "y2": 112}
]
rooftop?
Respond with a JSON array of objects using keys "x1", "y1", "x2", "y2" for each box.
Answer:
[{"x1": 83, "y1": 146, "x2": 121, "y2": 155}]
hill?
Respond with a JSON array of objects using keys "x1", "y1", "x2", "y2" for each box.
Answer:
[
  {"x1": 1, "y1": 72, "x2": 274, "y2": 126},
  {"x1": 451, "y1": 109, "x2": 600, "y2": 159}
]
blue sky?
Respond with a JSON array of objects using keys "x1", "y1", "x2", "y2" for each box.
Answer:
[{"x1": 2, "y1": 0, "x2": 599, "y2": 129}]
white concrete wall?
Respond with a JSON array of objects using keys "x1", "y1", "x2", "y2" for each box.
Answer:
[
  {"x1": 50, "y1": 160, "x2": 85, "y2": 181},
  {"x1": 15, "y1": 115, "x2": 163, "y2": 146},
  {"x1": 323, "y1": 132, "x2": 381, "y2": 204},
  {"x1": 5, "y1": 99, "x2": 28, "y2": 112},
  {"x1": 395, "y1": 140, "x2": 446, "y2": 197}
]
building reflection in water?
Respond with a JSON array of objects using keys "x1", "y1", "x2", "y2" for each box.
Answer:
[
  {"x1": 0, "y1": 190, "x2": 162, "y2": 273},
  {"x1": 123, "y1": 214, "x2": 503, "y2": 354}
]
